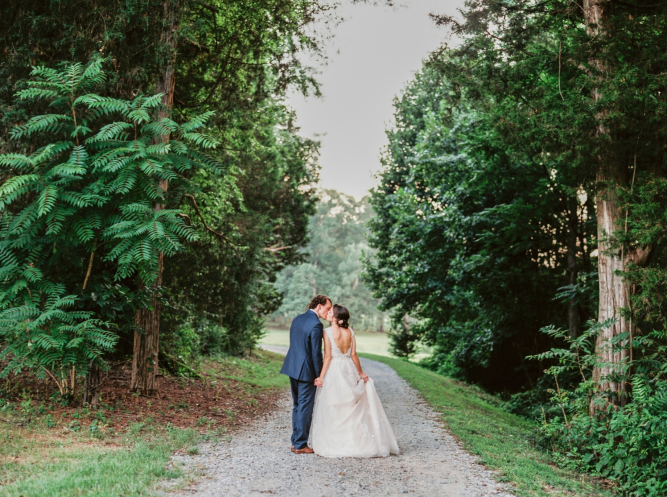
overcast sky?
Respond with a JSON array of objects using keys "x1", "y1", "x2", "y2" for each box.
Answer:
[{"x1": 288, "y1": 0, "x2": 464, "y2": 200}]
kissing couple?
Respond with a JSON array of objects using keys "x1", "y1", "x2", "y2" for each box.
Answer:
[{"x1": 280, "y1": 295, "x2": 399, "y2": 457}]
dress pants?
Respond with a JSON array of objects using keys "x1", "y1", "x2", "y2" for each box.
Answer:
[{"x1": 289, "y1": 377, "x2": 317, "y2": 449}]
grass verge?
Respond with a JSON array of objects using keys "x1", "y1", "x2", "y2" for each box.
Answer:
[
  {"x1": 0, "y1": 349, "x2": 287, "y2": 497},
  {"x1": 203, "y1": 349, "x2": 290, "y2": 391},
  {"x1": 360, "y1": 353, "x2": 614, "y2": 497},
  {"x1": 0, "y1": 420, "x2": 198, "y2": 497}
]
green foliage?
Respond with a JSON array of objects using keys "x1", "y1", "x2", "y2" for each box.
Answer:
[
  {"x1": 417, "y1": 0, "x2": 667, "y2": 493},
  {"x1": 0, "y1": 59, "x2": 222, "y2": 387},
  {"x1": 162, "y1": 102, "x2": 320, "y2": 355},
  {"x1": 274, "y1": 189, "x2": 388, "y2": 331},
  {"x1": 365, "y1": 64, "x2": 596, "y2": 391},
  {"x1": 533, "y1": 324, "x2": 667, "y2": 495},
  {"x1": 615, "y1": 176, "x2": 667, "y2": 336},
  {"x1": 0, "y1": 289, "x2": 116, "y2": 394},
  {"x1": 0, "y1": 0, "x2": 327, "y2": 360},
  {"x1": 0, "y1": 0, "x2": 324, "y2": 118}
]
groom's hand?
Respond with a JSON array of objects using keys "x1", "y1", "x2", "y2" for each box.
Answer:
[{"x1": 314, "y1": 377, "x2": 323, "y2": 387}]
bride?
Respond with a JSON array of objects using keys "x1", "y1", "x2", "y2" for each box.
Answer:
[{"x1": 309, "y1": 304, "x2": 399, "y2": 458}]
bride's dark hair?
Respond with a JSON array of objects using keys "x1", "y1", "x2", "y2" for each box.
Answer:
[{"x1": 333, "y1": 304, "x2": 350, "y2": 329}]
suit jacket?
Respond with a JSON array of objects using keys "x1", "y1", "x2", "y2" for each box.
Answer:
[{"x1": 280, "y1": 310, "x2": 324, "y2": 381}]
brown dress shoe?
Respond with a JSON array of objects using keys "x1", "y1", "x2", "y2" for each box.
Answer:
[
  {"x1": 291, "y1": 446, "x2": 294, "y2": 452},
  {"x1": 292, "y1": 446, "x2": 314, "y2": 454}
]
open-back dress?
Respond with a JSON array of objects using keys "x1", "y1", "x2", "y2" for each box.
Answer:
[{"x1": 309, "y1": 327, "x2": 399, "y2": 458}]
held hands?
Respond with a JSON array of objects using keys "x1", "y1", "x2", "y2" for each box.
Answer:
[
  {"x1": 360, "y1": 373, "x2": 369, "y2": 383},
  {"x1": 314, "y1": 377, "x2": 323, "y2": 387}
]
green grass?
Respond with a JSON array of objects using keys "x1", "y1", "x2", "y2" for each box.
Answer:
[
  {"x1": 0, "y1": 350, "x2": 287, "y2": 497},
  {"x1": 261, "y1": 327, "x2": 433, "y2": 359},
  {"x1": 0, "y1": 419, "x2": 198, "y2": 497},
  {"x1": 203, "y1": 349, "x2": 290, "y2": 391},
  {"x1": 360, "y1": 353, "x2": 614, "y2": 497}
]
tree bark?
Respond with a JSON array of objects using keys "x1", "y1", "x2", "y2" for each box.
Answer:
[
  {"x1": 584, "y1": 0, "x2": 658, "y2": 411},
  {"x1": 130, "y1": 0, "x2": 178, "y2": 395},
  {"x1": 132, "y1": 253, "x2": 164, "y2": 394},
  {"x1": 582, "y1": 0, "x2": 629, "y2": 411},
  {"x1": 592, "y1": 182, "x2": 631, "y2": 410}
]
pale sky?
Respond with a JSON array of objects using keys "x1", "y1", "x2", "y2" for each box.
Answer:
[{"x1": 289, "y1": 0, "x2": 464, "y2": 200}]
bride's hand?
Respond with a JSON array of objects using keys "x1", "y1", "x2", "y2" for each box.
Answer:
[
  {"x1": 314, "y1": 377, "x2": 323, "y2": 387},
  {"x1": 360, "y1": 373, "x2": 369, "y2": 383}
]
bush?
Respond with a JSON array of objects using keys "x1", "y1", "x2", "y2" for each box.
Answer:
[
  {"x1": 538, "y1": 379, "x2": 667, "y2": 496},
  {"x1": 161, "y1": 320, "x2": 263, "y2": 375},
  {"x1": 532, "y1": 324, "x2": 667, "y2": 495}
]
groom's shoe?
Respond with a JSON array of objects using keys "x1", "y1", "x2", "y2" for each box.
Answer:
[{"x1": 292, "y1": 447, "x2": 314, "y2": 454}]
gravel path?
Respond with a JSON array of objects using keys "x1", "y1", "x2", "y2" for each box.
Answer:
[{"x1": 170, "y1": 353, "x2": 515, "y2": 497}]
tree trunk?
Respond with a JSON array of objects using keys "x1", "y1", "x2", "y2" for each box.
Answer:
[
  {"x1": 592, "y1": 182, "x2": 631, "y2": 410},
  {"x1": 566, "y1": 198, "x2": 581, "y2": 339},
  {"x1": 581, "y1": 0, "x2": 624, "y2": 411},
  {"x1": 582, "y1": 0, "x2": 631, "y2": 411},
  {"x1": 83, "y1": 360, "x2": 101, "y2": 407},
  {"x1": 130, "y1": 0, "x2": 178, "y2": 395},
  {"x1": 132, "y1": 253, "x2": 164, "y2": 394}
]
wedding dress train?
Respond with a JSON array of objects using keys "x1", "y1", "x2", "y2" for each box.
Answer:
[{"x1": 309, "y1": 328, "x2": 399, "y2": 458}]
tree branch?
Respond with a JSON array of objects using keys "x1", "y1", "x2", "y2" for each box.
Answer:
[
  {"x1": 82, "y1": 238, "x2": 97, "y2": 290},
  {"x1": 263, "y1": 245, "x2": 292, "y2": 253},
  {"x1": 183, "y1": 194, "x2": 240, "y2": 249}
]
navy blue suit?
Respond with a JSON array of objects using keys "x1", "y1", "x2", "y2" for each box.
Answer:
[{"x1": 280, "y1": 310, "x2": 323, "y2": 449}]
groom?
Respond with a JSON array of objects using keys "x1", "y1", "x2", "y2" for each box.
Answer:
[{"x1": 280, "y1": 294, "x2": 332, "y2": 454}]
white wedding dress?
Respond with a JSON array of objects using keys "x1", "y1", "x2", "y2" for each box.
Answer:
[{"x1": 309, "y1": 328, "x2": 399, "y2": 458}]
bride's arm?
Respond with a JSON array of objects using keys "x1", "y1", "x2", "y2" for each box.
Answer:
[
  {"x1": 349, "y1": 333, "x2": 369, "y2": 383},
  {"x1": 314, "y1": 333, "x2": 332, "y2": 387}
]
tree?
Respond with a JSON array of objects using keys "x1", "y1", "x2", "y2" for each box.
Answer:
[
  {"x1": 0, "y1": 60, "x2": 223, "y2": 395},
  {"x1": 365, "y1": 66, "x2": 597, "y2": 391},
  {"x1": 131, "y1": 0, "x2": 179, "y2": 394},
  {"x1": 430, "y1": 0, "x2": 667, "y2": 407},
  {"x1": 1, "y1": 0, "x2": 328, "y2": 391},
  {"x1": 162, "y1": 102, "x2": 320, "y2": 355}
]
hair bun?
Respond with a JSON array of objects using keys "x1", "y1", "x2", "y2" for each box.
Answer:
[{"x1": 332, "y1": 303, "x2": 350, "y2": 329}]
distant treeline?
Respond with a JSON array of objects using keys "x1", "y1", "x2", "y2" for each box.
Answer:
[{"x1": 273, "y1": 189, "x2": 388, "y2": 332}]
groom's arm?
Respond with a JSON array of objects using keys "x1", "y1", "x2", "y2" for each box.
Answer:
[{"x1": 310, "y1": 321, "x2": 324, "y2": 377}]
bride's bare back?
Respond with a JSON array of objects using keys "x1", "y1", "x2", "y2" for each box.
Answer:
[{"x1": 331, "y1": 326, "x2": 353, "y2": 354}]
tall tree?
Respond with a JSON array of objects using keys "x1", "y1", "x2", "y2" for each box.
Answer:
[
  {"x1": 0, "y1": 0, "x2": 327, "y2": 394},
  {"x1": 430, "y1": 0, "x2": 667, "y2": 406},
  {"x1": 131, "y1": 0, "x2": 180, "y2": 395},
  {"x1": 0, "y1": 61, "x2": 222, "y2": 395},
  {"x1": 365, "y1": 66, "x2": 597, "y2": 391},
  {"x1": 162, "y1": 102, "x2": 320, "y2": 355}
]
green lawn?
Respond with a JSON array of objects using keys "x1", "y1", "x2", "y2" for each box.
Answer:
[
  {"x1": 0, "y1": 350, "x2": 287, "y2": 497},
  {"x1": 261, "y1": 327, "x2": 432, "y2": 360},
  {"x1": 360, "y1": 353, "x2": 614, "y2": 497},
  {"x1": 0, "y1": 424, "x2": 199, "y2": 497}
]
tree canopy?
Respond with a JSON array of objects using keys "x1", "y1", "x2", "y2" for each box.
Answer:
[
  {"x1": 0, "y1": 0, "x2": 326, "y2": 388},
  {"x1": 366, "y1": 0, "x2": 667, "y2": 492}
]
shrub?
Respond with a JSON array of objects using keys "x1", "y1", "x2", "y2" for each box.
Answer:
[{"x1": 532, "y1": 324, "x2": 667, "y2": 495}]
